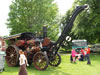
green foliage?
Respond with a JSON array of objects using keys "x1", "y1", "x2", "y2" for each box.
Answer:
[
  {"x1": 71, "y1": 0, "x2": 100, "y2": 43},
  {"x1": 61, "y1": 0, "x2": 100, "y2": 44},
  {"x1": 7, "y1": 0, "x2": 59, "y2": 41}
]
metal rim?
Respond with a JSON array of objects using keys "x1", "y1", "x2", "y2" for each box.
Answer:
[
  {"x1": 6, "y1": 45, "x2": 19, "y2": 66},
  {"x1": 33, "y1": 51, "x2": 49, "y2": 70},
  {"x1": 49, "y1": 53, "x2": 61, "y2": 67}
]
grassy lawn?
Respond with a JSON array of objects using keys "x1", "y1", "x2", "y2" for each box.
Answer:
[{"x1": 1, "y1": 53, "x2": 100, "y2": 75}]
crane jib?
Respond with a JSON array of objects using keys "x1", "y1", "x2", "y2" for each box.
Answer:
[{"x1": 53, "y1": 5, "x2": 88, "y2": 55}]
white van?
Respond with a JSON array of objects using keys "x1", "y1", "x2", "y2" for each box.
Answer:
[{"x1": 88, "y1": 44, "x2": 100, "y2": 52}]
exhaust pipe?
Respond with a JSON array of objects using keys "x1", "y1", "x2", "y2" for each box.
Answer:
[{"x1": 43, "y1": 25, "x2": 47, "y2": 38}]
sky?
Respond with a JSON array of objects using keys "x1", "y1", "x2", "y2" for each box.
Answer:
[{"x1": 0, "y1": 0, "x2": 74, "y2": 36}]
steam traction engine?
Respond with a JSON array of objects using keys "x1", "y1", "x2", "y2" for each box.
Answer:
[{"x1": 3, "y1": 5, "x2": 87, "y2": 70}]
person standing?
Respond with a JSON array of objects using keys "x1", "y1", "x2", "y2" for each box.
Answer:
[
  {"x1": 79, "y1": 48, "x2": 85, "y2": 61},
  {"x1": 71, "y1": 49, "x2": 77, "y2": 63},
  {"x1": 18, "y1": 50, "x2": 29, "y2": 75},
  {"x1": 85, "y1": 48, "x2": 91, "y2": 64}
]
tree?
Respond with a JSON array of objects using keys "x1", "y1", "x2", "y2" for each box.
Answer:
[
  {"x1": 7, "y1": 0, "x2": 59, "y2": 41},
  {"x1": 61, "y1": 0, "x2": 100, "y2": 43}
]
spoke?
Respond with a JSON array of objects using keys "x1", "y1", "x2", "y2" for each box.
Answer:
[
  {"x1": 13, "y1": 50, "x2": 16, "y2": 54},
  {"x1": 6, "y1": 51, "x2": 11, "y2": 54},
  {"x1": 8, "y1": 59, "x2": 12, "y2": 63},
  {"x1": 34, "y1": 52, "x2": 48, "y2": 70},
  {"x1": 50, "y1": 54, "x2": 60, "y2": 66},
  {"x1": 6, "y1": 46, "x2": 19, "y2": 66},
  {"x1": 6, "y1": 56, "x2": 10, "y2": 59},
  {"x1": 13, "y1": 53, "x2": 17, "y2": 56}
]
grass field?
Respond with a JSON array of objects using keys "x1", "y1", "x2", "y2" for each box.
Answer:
[{"x1": 1, "y1": 53, "x2": 100, "y2": 75}]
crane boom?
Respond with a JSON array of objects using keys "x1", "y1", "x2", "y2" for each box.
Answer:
[{"x1": 53, "y1": 5, "x2": 88, "y2": 54}]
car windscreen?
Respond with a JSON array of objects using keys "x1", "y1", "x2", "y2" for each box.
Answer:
[{"x1": 72, "y1": 40, "x2": 87, "y2": 48}]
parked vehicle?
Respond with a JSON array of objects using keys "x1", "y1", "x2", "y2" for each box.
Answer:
[
  {"x1": 72, "y1": 40, "x2": 88, "y2": 49},
  {"x1": 0, "y1": 51, "x2": 6, "y2": 72},
  {"x1": 88, "y1": 44, "x2": 100, "y2": 52},
  {"x1": 0, "y1": 37, "x2": 6, "y2": 72}
]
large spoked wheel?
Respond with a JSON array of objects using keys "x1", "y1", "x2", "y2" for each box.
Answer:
[
  {"x1": 33, "y1": 51, "x2": 49, "y2": 70},
  {"x1": 6, "y1": 45, "x2": 19, "y2": 66},
  {"x1": 49, "y1": 53, "x2": 61, "y2": 67}
]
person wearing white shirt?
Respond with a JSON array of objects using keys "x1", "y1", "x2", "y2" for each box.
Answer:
[{"x1": 18, "y1": 50, "x2": 29, "y2": 75}]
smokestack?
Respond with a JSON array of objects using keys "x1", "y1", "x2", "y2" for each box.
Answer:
[{"x1": 43, "y1": 25, "x2": 47, "y2": 38}]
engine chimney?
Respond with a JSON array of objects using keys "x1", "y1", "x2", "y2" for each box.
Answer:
[{"x1": 43, "y1": 25, "x2": 47, "y2": 38}]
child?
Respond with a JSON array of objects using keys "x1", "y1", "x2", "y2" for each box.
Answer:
[{"x1": 18, "y1": 50, "x2": 29, "y2": 75}]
